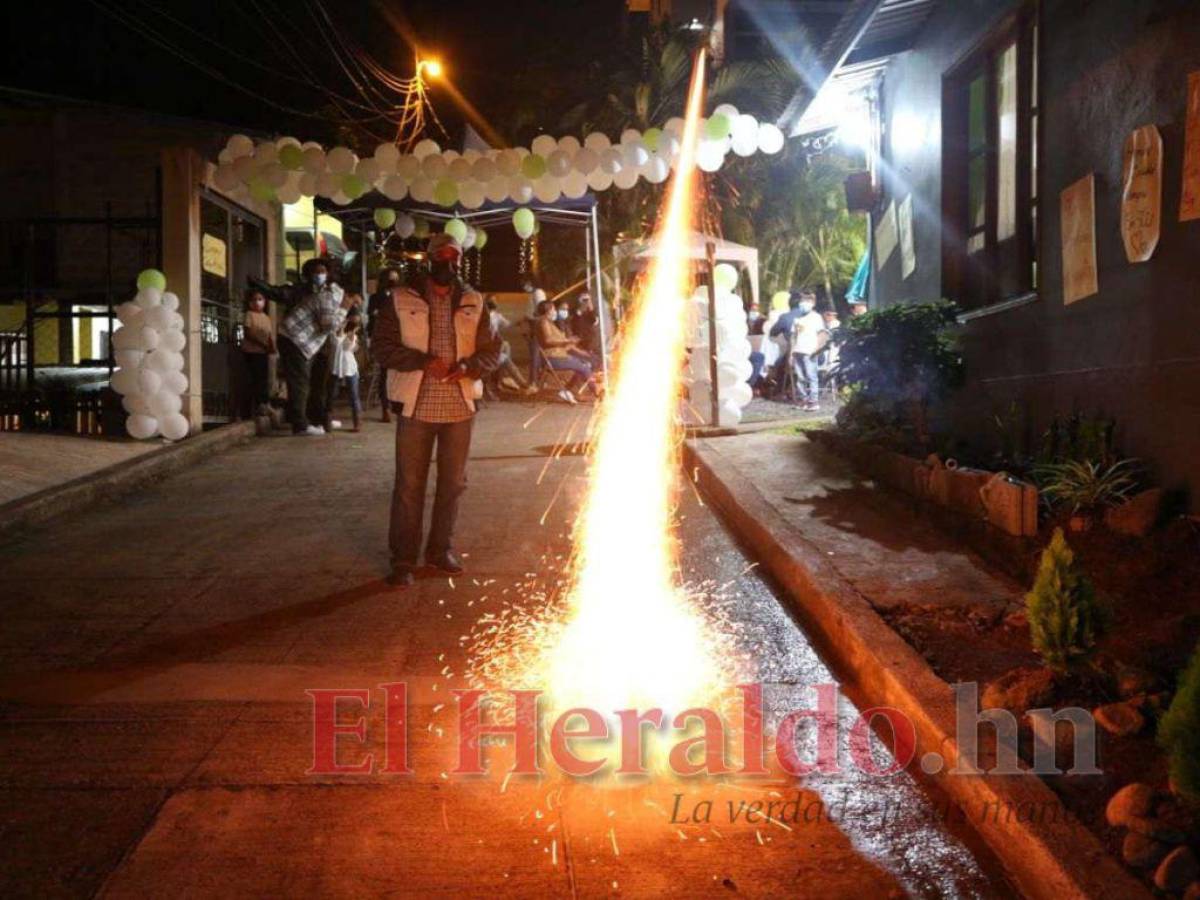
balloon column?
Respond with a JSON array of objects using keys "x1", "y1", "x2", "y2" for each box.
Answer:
[
  {"x1": 109, "y1": 269, "x2": 190, "y2": 441},
  {"x1": 685, "y1": 263, "x2": 754, "y2": 427},
  {"x1": 211, "y1": 103, "x2": 787, "y2": 209}
]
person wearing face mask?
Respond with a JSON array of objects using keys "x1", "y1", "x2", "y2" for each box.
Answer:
[
  {"x1": 372, "y1": 233, "x2": 500, "y2": 587},
  {"x1": 555, "y1": 301, "x2": 574, "y2": 338},
  {"x1": 368, "y1": 266, "x2": 403, "y2": 423},
  {"x1": 787, "y1": 291, "x2": 826, "y2": 410},
  {"x1": 241, "y1": 289, "x2": 275, "y2": 416},
  {"x1": 277, "y1": 259, "x2": 355, "y2": 435}
]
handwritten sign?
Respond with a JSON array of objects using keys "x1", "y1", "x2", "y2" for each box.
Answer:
[
  {"x1": 1121, "y1": 124, "x2": 1162, "y2": 262},
  {"x1": 874, "y1": 200, "x2": 898, "y2": 268},
  {"x1": 1061, "y1": 174, "x2": 1098, "y2": 305},
  {"x1": 898, "y1": 194, "x2": 916, "y2": 280},
  {"x1": 1181, "y1": 71, "x2": 1200, "y2": 222}
]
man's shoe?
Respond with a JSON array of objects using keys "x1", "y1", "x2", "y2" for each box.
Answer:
[
  {"x1": 558, "y1": 389, "x2": 577, "y2": 405},
  {"x1": 427, "y1": 550, "x2": 464, "y2": 576},
  {"x1": 299, "y1": 425, "x2": 325, "y2": 436},
  {"x1": 387, "y1": 565, "x2": 415, "y2": 587}
]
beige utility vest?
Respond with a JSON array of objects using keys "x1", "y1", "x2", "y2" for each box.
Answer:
[{"x1": 385, "y1": 284, "x2": 484, "y2": 416}]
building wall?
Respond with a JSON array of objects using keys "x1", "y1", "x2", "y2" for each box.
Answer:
[{"x1": 872, "y1": 0, "x2": 1200, "y2": 503}]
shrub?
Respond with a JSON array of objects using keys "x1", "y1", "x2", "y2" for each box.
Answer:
[
  {"x1": 1159, "y1": 641, "x2": 1200, "y2": 803},
  {"x1": 1025, "y1": 528, "x2": 1108, "y2": 674},
  {"x1": 833, "y1": 301, "x2": 963, "y2": 446},
  {"x1": 1034, "y1": 458, "x2": 1140, "y2": 514}
]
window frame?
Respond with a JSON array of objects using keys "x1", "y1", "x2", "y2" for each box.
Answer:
[{"x1": 940, "y1": 2, "x2": 1039, "y2": 313}]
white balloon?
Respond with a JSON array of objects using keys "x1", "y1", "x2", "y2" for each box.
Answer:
[
  {"x1": 162, "y1": 370, "x2": 188, "y2": 394},
  {"x1": 138, "y1": 326, "x2": 161, "y2": 351},
  {"x1": 141, "y1": 306, "x2": 169, "y2": 330},
  {"x1": 586, "y1": 169, "x2": 614, "y2": 191},
  {"x1": 612, "y1": 166, "x2": 639, "y2": 190},
  {"x1": 115, "y1": 302, "x2": 143, "y2": 326},
  {"x1": 213, "y1": 163, "x2": 239, "y2": 192},
  {"x1": 126, "y1": 414, "x2": 159, "y2": 440},
  {"x1": 561, "y1": 170, "x2": 588, "y2": 199},
  {"x1": 135, "y1": 287, "x2": 162, "y2": 309},
  {"x1": 149, "y1": 390, "x2": 182, "y2": 418},
  {"x1": 441, "y1": 148, "x2": 461, "y2": 162},
  {"x1": 137, "y1": 368, "x2": 163, "y2": 396},
  {"x1": 485, "y1": 177, "x2": 510, "y2": 203},
  {"x1": 531, "y1": 134, "x2": 558, "y2": 157},
  {"x1": 462, "y1": 149, "x2": 481, "y2": 163},
  {"x1": 122, "y1": 392, "x2": 151, "y2": 415},
  {"x1": 642, "y1": 154, "x2": 670, "y2": 184},
  {"x1": 326, "y1": 146, "x2": 357, "y2": 174},
  {"x1": 421, "y1": 154, "x2": 447, "y2": 179},
  {"x1": 664, "y1": 117, "x2": 685, "y2": 135},
  {"x1": 413, "y1": 138, "x2": 440, "y2": 159},
  {"x1": 470, "y1": 156, "x2": 497, "y2": 183},
  {"x1": 732, "y1": 113, "x2": 758, "y2": 143},
  {"x1": 546, "y1": 149, "x2": 573, "y2": 178},
  {"x1": 145, "y1": 349, "x2": 183, "y2": 372},
  {"x1": 621, "y1": 142, "x2": 649, "y2": 168},
  {"x1": 459, "y1": 181, "x2": 486, "y2": 209},
  {"x1": 316, "y1": 171, "x2": 341, "y2": 197},
  {"x1": 110, "y1": 367, "x2": 139, "y2": 395},
  {"x1": 718, "y1": 398, "x2": 742, "y2": 427},
  {"x1": 114, "y1": 349, "x2": 144, "y2": 369},
  {"x1": 697, "y1": 142, "x2": 726, "y2": 173},
  {"x1": 729, "y1": 381, "x2": 753, "y2": 407},
  {"x1": 496, "y1": 149, "x2": 522, "y2": 177},
  {"x1": 167, "y1": 311, "x2": 184, "y2": 331},
  {"x1": 160, "y1": 412, "x2": 190, "y2": 441},
  {"x1": 298, "y1": 172, "x2": 318, "y2": 197},
  {"x1": 573, "y1": 147, "x2": 599, "y2": 175},
  {"x1": 713, "y1": 103, "x2": 740, "y2": 120},
  {"x1": 226, "y1": 134, "x2": 254, "y2": 158},
  {"x1": 534, "y1": 175, "x2": 562, "y2": 203},
  {"x1": 396, "y1": 155, "x2": 422, "y2": 180},
  {"x1": 160, "y1": 329, "x2": 187, "y2": 353},
  {"x1": 661, "y1": 133, "x2": 682, "y2": 160},
  {"x1": 381, "y1": 174, "x2": 408, "y2": 201},
  {"x1": 717, "y1": 361, "x2": 742, "y2": 389},
  {"x1": 599, "y1": 148, "x2": 623, "y2": 174},
  {"x1": 584, "y1": 132, "x2": 611, "y2": 152},
  {"x1": 300, "y1": 146, "x2": 326, "y2": 174},
  {"x1": 262, "y1": 162, "x2": 288, "y2": 189},
  {"x1": 448, "y1": 157, "x2": 474, "y2": 181},
  {"x1": 507, "y1": 177, "x2": 535, "y2": 204},
  {"x1": 409, "y1": 177, "x2": 435, "y2": 203},
  {"x1": 374, "y1": 142, "x2": 401, "y2": 167},
  {"x1": 160, "y1": 291, "x2": 180, "y2": 312},
  {"x1": 332, "y1": 192, "x2": 351, "y2": 206},
  {"x1": 232, "y1": 155, "x2": 258, "y2": 181},
  {"x1": 758, "y1": 122, "x2": 785, "y2": 155},
  {"x1": 620, "y1": 128, "x2": 642, "y2": 145},
  {"x1": 355, "y1": 157, "x2": 381, "y2": 184},
  {"x1": 557, "y1": 135, "x2": 581, "y2": 154},
  {"x1": 395, "y1": 213, "x2": 415, "y2": 238},
  {"x1": 732, "y1": 131, "x2": 759, "y2": 158}
]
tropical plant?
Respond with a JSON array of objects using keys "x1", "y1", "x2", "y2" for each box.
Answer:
[
  {"x1": 832, "y1": 300, "x2": 963, "y2": 445},
  {"x1": 1025, "y1": 528, "x2": 1109, "y2": 675},
  {"x1": 1037, "y1": 413, "x2": 1118, "y2": 469},
  {"x1": 1033, "y1": 458, "x2": 1140, "y2": 514},
  {"x1": 1158, "y1": 640, "x2": 1200, "y2": 803}
]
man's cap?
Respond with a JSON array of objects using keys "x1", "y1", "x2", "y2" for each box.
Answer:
[
  {"x1": 532, "y1": 288, "x2": 547, "y2": 302},
  {"x1": 428, "y1": 233, "x2": 462, "y2": 259}
]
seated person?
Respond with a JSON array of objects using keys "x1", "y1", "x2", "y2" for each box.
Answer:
[{"x1": 534, "y1": 299, "x2": 593, "y2": 404}]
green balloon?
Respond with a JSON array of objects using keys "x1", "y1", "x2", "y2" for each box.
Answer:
[
  {"x1": 473, "y1": 228, "x2": 488, "y2": 250},
  {"x1": 643, "y1": 127, "x2": 662, "y2": 152},
  {"x1": 414, "y1": 217, "x2": 430, "y2": 239},
  {"x1": 445, "y1": 218, "x2": 468, "y2": 244},
  {"x1": 714, "y1": 262, "x2": 739, "y2": 292},
  {"x1": 705, "y1": 113, "x2": 732, "y2": 141},
  {"x1": 374, "y1": 208, "x2": 397, "y2": 229},
  {"x1": 433, "y1": 178, "x2": 459, "y2": 207},
  {"x1": 512, "y1": 207, "x2": 535, "y2": 240},
  {"x1": 278, "y1": 144, "x2": 304, "y2": 170},
  {"x1": 520, "y1": 153, "x2": 547, "y2": 180},
  {"x1": 341, "y1": 173, "x2": 367, "y2": 198},
  {"x1": 136, "y1": 268, "x2": 166, "y2": 291},
  {"x1": 249, "y1": 177, "x2": 277, "y2": 203}
]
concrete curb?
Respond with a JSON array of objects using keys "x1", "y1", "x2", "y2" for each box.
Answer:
[
  {"x1": 0, "y1": 421, "x2": 256, "y2": 542},
  {"x1": 684, "y1": 436, "x2": 1150, "y2": 900}
]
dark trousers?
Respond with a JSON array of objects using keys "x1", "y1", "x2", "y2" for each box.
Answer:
[
  {"x1": 243, "y1": 351, "x2": 269, "y2": 412},
  {"x1": 278, "y1": 336, "x2": 314, "y2": 432},
  {"x1": 389, "y1": 415, "x2": 474, "y2": 566},
  {"x1": 307, "y1": 347, "x2": 332, "y2": 429}
]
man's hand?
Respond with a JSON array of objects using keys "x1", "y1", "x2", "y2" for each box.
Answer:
[
  {"x1": 340, "y1": 291, "x2": 359, "y2": 310},
  {"x1": 440, "y1": 362, "x2": 471, "y2": 383},
  {"x1": 424, "y1": 357, "x2": 452, "y2": 380}
]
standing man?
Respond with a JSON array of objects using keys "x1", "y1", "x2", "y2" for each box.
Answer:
[
  {"x1": 789, "y1": 291, "x2": 826, "y2": 411},
  {"x1": 372, "y1": 234, "x2": 499, "y2": 587},
  {"x1": 277, "y1": 259, "x2": 354, "y2": 435}
]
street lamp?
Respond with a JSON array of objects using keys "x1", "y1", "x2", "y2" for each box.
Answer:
[{"x1": 418, "y1": 58, "x2": 443, "y2": 79}]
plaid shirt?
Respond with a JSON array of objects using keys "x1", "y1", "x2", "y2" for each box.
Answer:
[
  {"x1": 413, "y1": 286, "x2": 472, "y2": 423},
  {"x1": 280, "y1": 285, "x2": 347, "y2": 359}
]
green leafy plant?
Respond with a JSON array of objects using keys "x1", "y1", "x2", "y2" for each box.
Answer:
[
  {"x1": 1025, "y1": 528, "x2": 1109, "y2": 674},
  {"x1": 1033, "y1": 458, "x2": 1139, "y2": 514},
  {"x1": 1037, "y1": 413, "x2": 1117, "y2": 468},
  {"x1": 832, "y1": 301, "x2": 963, "y2": 446},
  {"x1": 1158, "y1": 640, "x2": 1200, "y2": 803}
]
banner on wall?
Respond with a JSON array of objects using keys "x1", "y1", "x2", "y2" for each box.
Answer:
[
  {"x1": 1120, "y1": 124, "x2": 1162, "y2": 262},
  {"x1": 1180, "y1": 71, "x2": 1200, "y2": 222},
  {"x1": 898, "y1": 194, "x2": 916, "y2": 280},
  {"x1": 874, "y1": 199, "x2": 898, "y2": 269},
  {"x1": 1061, "y1": 173, "x2": 1098, "y2": 305}
]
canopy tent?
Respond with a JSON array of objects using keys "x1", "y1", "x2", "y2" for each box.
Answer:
[{"x1": 618, "y1": 231, "x2": 760, "y2": 309}]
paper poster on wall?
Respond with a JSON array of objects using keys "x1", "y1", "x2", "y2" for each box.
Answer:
[
  {"x1": 898, "y1": 194, "x2": 916, "y2": 279},
  {"x1": 1061, "y1": 173, "x2": 1098, "y2": 305},
  {"x1": 874, "y1": 199, "x2": 898, "y2": 269},
  {"x1": 1121, "y1": 124, "x2": 1162, "y2": 262},
  {"x1": 1181, "y1": 71, "x2": 1200, "y2": 222}
]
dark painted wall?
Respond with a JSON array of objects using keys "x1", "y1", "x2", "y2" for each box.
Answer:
[{"x1": 872, "y1": 0, "x2": 1200, "y2": 504}]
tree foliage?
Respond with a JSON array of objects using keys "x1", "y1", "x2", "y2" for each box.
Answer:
[
  {"x1": 1159, "y1": 640, "x2": 1200, "y2": 803},
  {"x1": 1025, "y1": 528, "x2": 1109, "y2": 675}
]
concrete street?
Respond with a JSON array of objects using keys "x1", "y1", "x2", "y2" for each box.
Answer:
[{"x1": 0, "y1": 403, "x2": 1006, "y2": 897}]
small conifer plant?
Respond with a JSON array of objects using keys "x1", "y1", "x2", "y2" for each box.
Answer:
[
  {"x1": 1158, "y1": 641, "x2": 1200, "y2": 803},
  {"x1": 1025, "y1": 528, "x2": 1107, "y2": 674}
]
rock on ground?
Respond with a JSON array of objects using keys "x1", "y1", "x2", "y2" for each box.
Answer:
[
  {"x1": 1156, "y1": 846, "x2": 1200, "y2": 893},
  {"x1": 1094, "y1": 701, "x2": 1146, "y2": 737},
  {"x1": 1106, "y1": 782, "x2": 1157, "y2": 826},
  {"x1": 982, "y1": 666, "x2": 1055, "y2": 715},
  {"x1": 1122, "y1": 831, "x2": 1169, "y2": 869}
]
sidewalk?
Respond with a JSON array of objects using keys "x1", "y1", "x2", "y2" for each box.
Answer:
[{"x1": 0, "y1": 432, "x2": 155, "y2": 506}]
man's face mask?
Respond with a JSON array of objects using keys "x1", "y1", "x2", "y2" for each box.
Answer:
[
  {"x1": 313, "y1": 272, "x2": 328, "y2": 287},
  {"x1": 557, "y1": 309, "x2": 569, "y2": 320},
  {"x1": 798, "y1": 302, "x2": 813, "y2": 315},
  {"x1": 430, "y1": 256, "x2": 456, "y2": 285}
]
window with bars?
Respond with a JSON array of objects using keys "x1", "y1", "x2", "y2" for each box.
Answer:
[{"x1": 941, "y1": 5, "x2": 1038, "y2": 310}]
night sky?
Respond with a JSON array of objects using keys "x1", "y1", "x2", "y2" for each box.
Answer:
[{"x1": 4, "y1": 0, "x2": 627, "y2": 147}]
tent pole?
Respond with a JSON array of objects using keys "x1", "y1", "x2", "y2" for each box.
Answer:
[
  {"x1": 705, "y1": 241, "x2": 720, "y2": 427},
  {"x1": 584, "y1": 218, "x2": 594, "y2": 297},
  {"x1": 590, "y1": 203, "x2": 608, "y2": 381}
]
